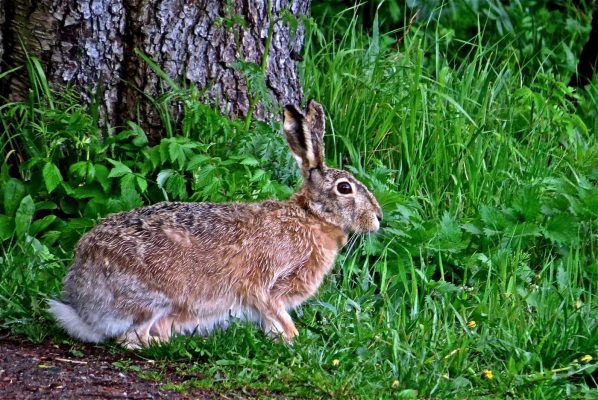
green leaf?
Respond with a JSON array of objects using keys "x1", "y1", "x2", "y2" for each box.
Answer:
[
  {"x1": 165, "y1": 173, "x2": 187, "y2": 200},
  {"x1": 0, "y1": 215, "x2": 14, "y2": 240},
  {"x1": 250, "y1": 169, "x2": 267, "y2": 182},
  {"x1": 41, "y1": 230, "x2": 62, "y2": 246},
  {"x1": 428, "y1": 280, "x2": 461, "y2": 295},
  {"x1": 136, "y1": 176, "x2": 148, "y2": 193},
  {"x1": 168, "y1": 141, "x2": 183, "y2": 165},
  {"x1": 107, "y1": 159, "x2": 132, "y2": 178},
  {"x1": 30, "y1": 215, "x2": 57, "y2": 235},
  {"x1": 94, "y1": 164, "x2": 111, "y2": 192},
  {"x1": 106, "y1": 198, "x2": 125, "y2": 213},
  {"x1": 450, "y1": 376, "x2": 472, "y2": 390},
  {"x1": 480, "y1": 205, "x2": 508, "y2": 235},
  {"x1": 578, "y1": 184, "x2": 598, "y2": 218},
  {"x1": 159, "y1": 140, "x2": 170, "y2": 165},
  {"x1": 127, "y1": 121, "x2": 149, "y2": 147},
  {"x1": 43, "y1": 162, "x2": 63, "y2": 193},
  {"x1": 157, "y1": 169, "x2": 174, "y2": 189},
  {"x1": 69, "y1": 161, "x2": 95, "y2": 182},
  {"x1": 462, "y1": 222, "x2": 483, "y2": 235},
  {"x1": 544, "y1": 214, "x2": 579, "y2": 245},
  {"x1": 503, "y1": 222, "x2": 542, "y2": 238},
  {"x1": 240, "y1": 156, "x2": 259, "y2": 166},
  {"x1": 429, "y1": 212, "x2": 467, "y2": 253},
  {"x1": 63, "y1": 183, "x2": 105, "y2": 200},
  {"x1": 512, "y1": 188, "x2": 541, "y2": 221},
  {"x1": 397, "y1": 389, "x2": 418, "y2": 399},
  {"x1": 120, "y1": 174, "x2": 137, "y2": 195},
  {"x1": 187, "y1": 154, "x2": 211, "y2": 171},
  {"x1": 35, "y1": 201, "x2": 58, "y2": 211},
  {"x1": 149, "y1": 147, "x2": 161, "y2": 168},
  {"x1": 3, "y1": 178, "x2": 27, "y2": 216},
  {"x1": 119, "y1": 174, "x2": 143, "y2": 209},
  {"x1": 121, "y1": 187, "x2": 143, "y2": 210},
  {"x1": 195, "y1": 165, "x2": 216, "y2": 188},
  {"x1": 15, "y1": 195, "x2": 35, "y2": 239},
  {"x1": 556, "y1": 264, "x2": 568, "y2": 290}
]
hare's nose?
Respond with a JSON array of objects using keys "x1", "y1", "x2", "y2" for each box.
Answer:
[{"x1": 376, "y1": 211, "x2": 383, "y2": 222}]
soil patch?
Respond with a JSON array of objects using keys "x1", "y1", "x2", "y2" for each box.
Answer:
[{"x1": 0, "y1": 336, "x2": 212, "y2": 399}]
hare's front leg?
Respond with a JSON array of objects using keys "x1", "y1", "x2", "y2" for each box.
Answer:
[
  {"x1": 265, "y1": 307, "x2": 298, "y2": 342},
  {"x1": 249, "y1": 293, "x2": 298, "y2": 342},
  {"x1": 151, "y1": 315, "x2": 177, "y2": 342}
]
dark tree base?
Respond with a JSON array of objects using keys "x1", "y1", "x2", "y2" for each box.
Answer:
[
  {"x1": 0, "y1": 0, "x2": 311, "y2": 141},
  {"x1": 569, "y1": 5, "x2": 598, "y2": 88}
]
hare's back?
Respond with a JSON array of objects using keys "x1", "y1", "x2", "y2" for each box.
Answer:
[
  {"x1": 65, "y1": 202, "x2": 264, "y2": 294},
  {"x1": 76, "y1": 201, "x2": 262, "y2": 255}
]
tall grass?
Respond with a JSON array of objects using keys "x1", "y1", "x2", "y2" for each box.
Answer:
[
  {"x1": 293, "y1": 8, "x2": 597, "y2": 397},
  {"x1": 302, "y1": 9, "x2": 594, "y2": 215},
  {"x1": 0, "y1": 5, "x2": 596, "y2": 399}
]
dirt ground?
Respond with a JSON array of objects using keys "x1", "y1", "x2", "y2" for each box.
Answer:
[{"x1": 0, "y1": 336, "x2": 215, "y2": 399}]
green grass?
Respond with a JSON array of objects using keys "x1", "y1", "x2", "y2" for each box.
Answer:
[{"x1": 1, "y1": 4, "x2": 597, "y2": 399}]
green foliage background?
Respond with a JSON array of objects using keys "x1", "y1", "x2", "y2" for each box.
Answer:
[{"x1": 1, "y1": 0, "x2": 597, "y2": 397}]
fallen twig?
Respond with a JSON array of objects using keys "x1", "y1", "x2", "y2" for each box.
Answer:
[{"x1": 55, "y1": 357, "x2": 88, "y2": 365}]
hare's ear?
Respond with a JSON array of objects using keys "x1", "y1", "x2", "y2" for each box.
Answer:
[
  {"x1": 306, "y1": 100, "x2": 325, "y2": 142},
  {"x1": 283, "y1": 104, "x2": 325, "y2": 173}
]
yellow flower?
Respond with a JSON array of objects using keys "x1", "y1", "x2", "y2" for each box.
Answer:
[
  {"x1": 467, "y1": 320, "x2": 477, "y2": 329},
  {"x1": 481, "y1": 369, "x2": 494, "y2": 379},
  {"x1": 332, "y1": 359, "x2": 340, "y2": 367},
  {"x1": 391, "y1": 380, "x2": 400, "y2": 388},
  {"x1": 580, "y1": 355, "x2": 593, "y2": 363}
]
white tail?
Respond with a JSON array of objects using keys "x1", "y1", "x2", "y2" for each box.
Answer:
[{"x1": 48, "y1": 300, "x2": 104, "y2": 343}]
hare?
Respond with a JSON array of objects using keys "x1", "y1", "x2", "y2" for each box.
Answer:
[{"x1": 48, "y1": 101, "x2": 382, "y2": 348}]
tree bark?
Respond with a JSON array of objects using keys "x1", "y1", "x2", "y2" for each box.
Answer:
[
  {"x1": 0, "y1": 0, "x2": 4, "y2": 67},
  {"x1": 0, "y1": 0, "x2": 310, "y2": 142},
  {"x1": 569, "y1": 9, "x2": 597, "y2": 88}
]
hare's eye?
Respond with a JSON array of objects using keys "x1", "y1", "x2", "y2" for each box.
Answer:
[{"x1": 337, "y1": 182, "x2": 352, "y2": 194}]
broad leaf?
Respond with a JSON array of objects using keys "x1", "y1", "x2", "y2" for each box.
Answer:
[
  {"x1": 157, "y1": 169, "x2": 174, "y2": 189},
  {"x1": 43, "y1": 162, "x2": 63, "y2": 193},
  {"x1": 94, "y1": 164, "x2": 111, "y2": 192},
  {"x1": 3, "y1": 178, "x2": 26, "y2": 216},
  {"x1": 30, "y1": 215, "x2": 57, "y2": 235},
  {"x1": 0, "y1": 214, "x2": 14, "y2": 240},
  {"x1": 544, "y1": 214, "x2": 579, "y2": 245},
  {"x1": 136, "y1": 176, "x2": 148, "y2": 193},
  {"x1": 107, "y1": 159, "x2": 132, "y2": 178},
  {"x1": 15, "y1": 195, "x2": 35, "y2": 239}
]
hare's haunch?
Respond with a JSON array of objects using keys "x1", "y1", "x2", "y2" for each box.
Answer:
[{"x1": 49, "y1": 101, "x2": 382, "y2": 348}]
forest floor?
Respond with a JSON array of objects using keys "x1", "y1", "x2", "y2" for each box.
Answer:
[{"x1": 0, "y1": 336, "x2": 221, "y2": 399}]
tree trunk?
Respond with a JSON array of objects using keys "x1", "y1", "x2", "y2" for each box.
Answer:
[
  {"x1": 569, "y1": 9, "x2": 597, "y2": 88},
  {"x1": 0, "y1": 1, "x2": 4, "y2": 67},
  {"x1": 0, "y1": 0, "x2": 311, "y2": 142}
]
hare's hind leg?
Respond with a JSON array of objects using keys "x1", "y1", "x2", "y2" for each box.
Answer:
[{"x1": 118, "y1": 310, "x2": 170, "y2": 349}]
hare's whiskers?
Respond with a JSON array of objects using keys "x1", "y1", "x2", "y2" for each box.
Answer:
[{"x1": 339, "y1": 233, "x2": 360, "y2": 271}]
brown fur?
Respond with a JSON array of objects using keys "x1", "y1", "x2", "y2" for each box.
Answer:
[{"x1": 49, "y1": 101, "x2": 382, "y2": 348}]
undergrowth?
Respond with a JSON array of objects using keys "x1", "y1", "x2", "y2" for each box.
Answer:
[{"x1": 1, "y1": 2, "x2": 597, "y2": 398}]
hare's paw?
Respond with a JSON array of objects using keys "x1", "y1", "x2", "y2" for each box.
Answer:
[
  {"x1": 118, "y1": 331, "x2": 143, "y2": 350},
  {"x1": 282, "y1": 323, "x2": 299, "y2": 343},
  {"x1": 263, "y1": 316, "x2": 299, "y2": 343}
]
